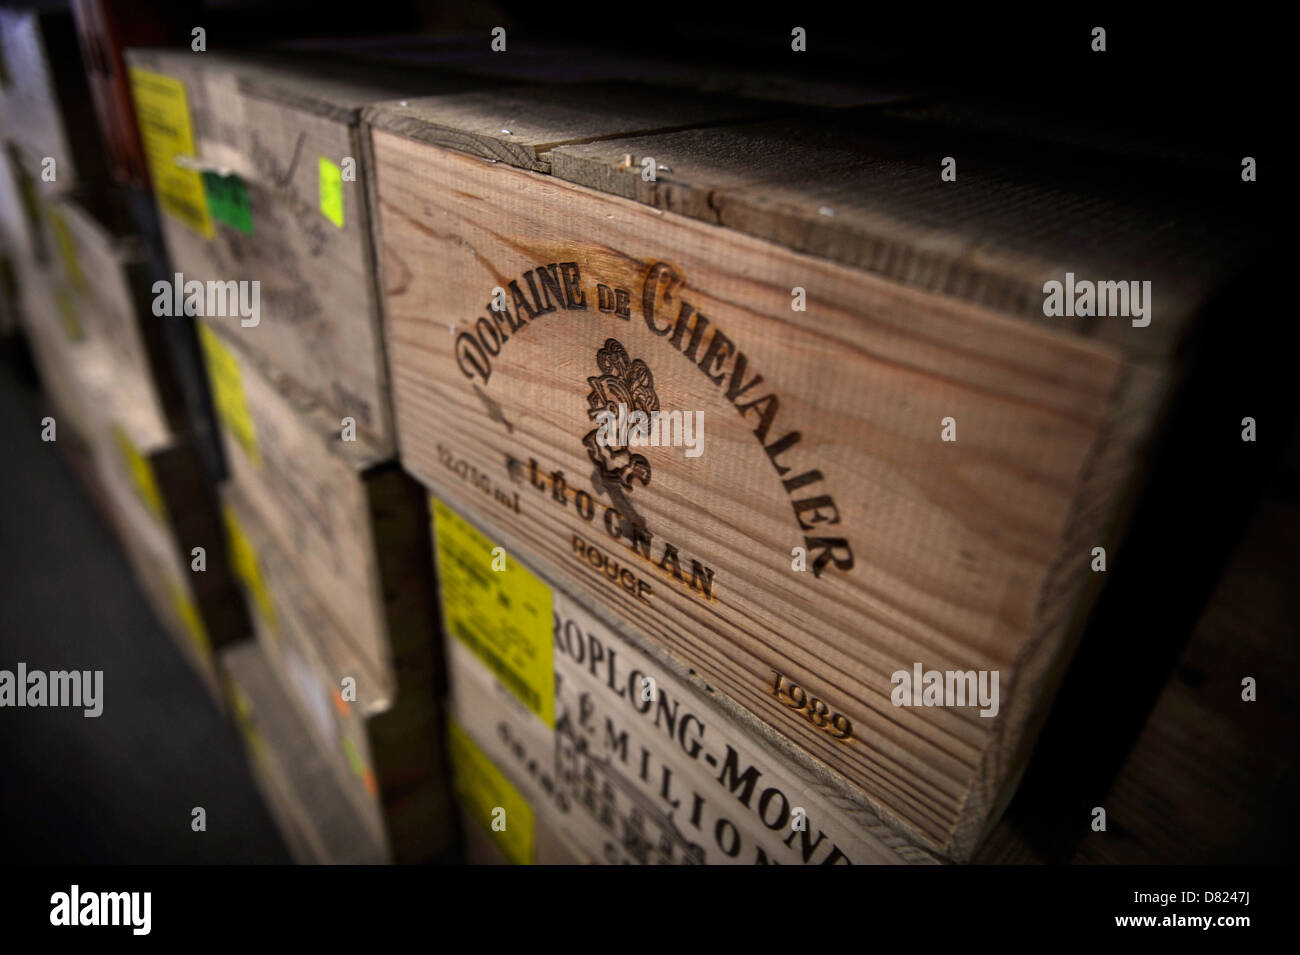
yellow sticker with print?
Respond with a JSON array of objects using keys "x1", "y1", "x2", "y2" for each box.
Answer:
[
  {"x1": 433, "y1": 496, "x2": 553, "y2": 727},
  {"x1": 113, "y1": 426, "x2": 166, "y2": 524},
  {"x1": 197, "y1": 324, "x2": 261, "y2": 468},
  {"x1": 448, "y1": 720, "x2": 533, "y2": 865},
  {"x1": 223, "y1": 504, "x2": 277, "y2": 633},
  {"x1": 129, "y1": 67, "x2": 213, "y2": 238},
  {"x1": 168, "y1": 578, "x2": 212, "y2": 660}
]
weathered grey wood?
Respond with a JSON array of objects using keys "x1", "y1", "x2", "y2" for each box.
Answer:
[
  {"x1": 223, "y1": 483, "x2": 450, "y2": 864},
  {"x1": 123, "y1": 48, "x2": 491, "y2": 454},
  {"x1": 19, "y1": 258, "x2": 245, "y2": 698},
  {"x1": 363, "y1": 84, "x2": 790, "y2": 173},
  {"x1": 47, "y1": 191, "x2": 188, "y2": 433},
  {"x1": 199, "y1": 324, "x2": 435, "y2": 700},
  {"x1": 223, "y1": 641, "x2": 388, "y2": 865}
]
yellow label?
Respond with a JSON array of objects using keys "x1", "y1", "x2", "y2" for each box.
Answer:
[
  {"x1": 433, "y1": 496, "x2": 554, "y2": 727},
  {"x1": 223, "y1": 504, "x2": 277, "y2": 633},
  {"x1": 318, "y1": 157, "x2": 344, "y2": 228},
  {"x1": 168, "y1": 578, "x2": 212, "y2": 660},
  {"x1": 231, "y1": 685, "x2": 266, "y2": 764},
  {"x1": 448, "y1": 720, "x2": 533, "y2": 865},
  {"x1": 55, "y1": 286, "x2": 82, "y2": 341},
  {"x1": 49, "y1": 212, "x2": 85, "y2": 289},
  {"x1": 197, "y1": 324, "x2": 261, "y2": 468},
  {"x1": 129, "y1": 67, "x2": 213, "y2": 238},
  {"x1": 113, "y1": 426, "x2": 166, "y2": 524}
]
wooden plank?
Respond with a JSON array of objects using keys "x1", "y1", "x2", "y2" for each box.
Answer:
[
  {"x1": 369, "y1": 127, "x2": 1201, "y2": 859},
  {"x1": 548, "y1": 113, "x2": 1255, "y2": 360},
  {"x1": 19, "y1": 255, "x2": 246, "y2": 694},
  {"x1": 222, "y1": 483, "x2": 451, "y2": 864},
  {"x1": 436, "y1": 495, "x2": 938, "y2": 865},
  {"x1": 196, "y1": 324, "x2": 431, "y2": 696},
  {"x1": 46, "y1": 191, "x2": 187, "y2": 432},
  {"x1": 223, "y1": 641, "x2": 388, "y2": 865},
  {"x1": 363, "y1": 84, "x2": 794, "y2": 173}
]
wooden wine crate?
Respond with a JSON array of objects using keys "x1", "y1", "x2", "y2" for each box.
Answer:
[
  {"x1": 17, "y1": 260, "x2": 99, "y2": 440},
  {"x1": 42, "y1": 190, "x2": 185, "y2": 431},
  {"x1": 95, "y1": 438, "x2": 234, "y2": 703},
  {"x1": 0, "y1": 6, "x2": 106, "y2": 189},
  {"x1": 122, "y1": 48, "x2": 510, "y2": 454},
  {"x1": 222, "y1": 484, "x2": 450, "y2": 863},
  {"x1": 196, "y1": 324, "x2": 434, "y2": 693},
  {"x1": 19, "y1": 258, "x2": 245, "y2": 696},
  {"x1": 223, "y1": 641, "x2": 388, "y2": 865},
  {"x1": 368, "y1": 94, "x2": 1256, "y2": 860},
  {"x1": 436, "y1": 496, "x2": 937, "y2": 865}
]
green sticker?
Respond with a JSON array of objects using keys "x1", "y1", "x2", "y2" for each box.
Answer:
[
  {"x1": 318, "y1": 157, "x2": 344, "y2": 228},
  {"x1": 202, "y1": 172, "x2": 253, "y2": 234}
]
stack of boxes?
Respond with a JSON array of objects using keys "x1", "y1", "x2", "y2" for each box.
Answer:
[
  {"x1": 1, "y1": 6, "x2": 244, "y2": 702},
  {"x1": 124, "y1": 48, "x2": 463, "y2": 863},
  {"x1": 2, "y1": 15, "x2": 1263, "y2": 865}
]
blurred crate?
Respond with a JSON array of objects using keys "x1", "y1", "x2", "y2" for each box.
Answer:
[{"x1": 222, "y1": 483, "x2": 450, "y2": 863}]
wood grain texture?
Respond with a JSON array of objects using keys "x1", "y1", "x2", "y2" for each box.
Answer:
[
  {"x1": 549, "y1": 115, "x2": 1253, "y2": 360},
  {"x1": 372, "y1": 134, "x2": 1143, "y2": 857},
  {"x1": 363, "y1": 84, "x2": 790, "y2": 173},
  {"x1": 224, "y1": 483, "x2": 450, "y2": 864},
  {"x1": 126, "y1": 49, "x2": 428, "y2": 453}
]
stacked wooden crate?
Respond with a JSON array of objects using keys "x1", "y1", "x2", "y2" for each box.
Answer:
[
  {"x1": 123, "y1": 47, "x2": 466, "y2": 863},
  {"x1": 13, "y1": 187, "x2": 246, "y2": 700},
  {"x1": 363, "y1": 84, "x2": 1255, "y2": 863},
  {"x1": 1, "y1": 10, "x2": 246, "y2": 702}
]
